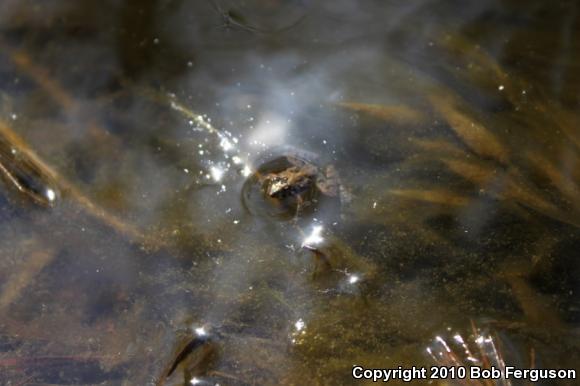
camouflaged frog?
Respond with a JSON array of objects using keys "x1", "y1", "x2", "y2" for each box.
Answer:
[
  {"x1": 242, "y1": 146, "x2": 350, "y2": 219},
  {"x1": 256, "y1": 150, "x2": 348, "y2": 215}
]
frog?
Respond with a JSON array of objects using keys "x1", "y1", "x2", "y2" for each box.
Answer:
[
  {"x1": 241, "y1": 146, "x2": 350, "y2": 220},
  {"x1": 258, "y1": 154, "x2": 345, "y2": 215}
]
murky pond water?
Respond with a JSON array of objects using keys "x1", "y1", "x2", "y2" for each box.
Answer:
[{"x1": 0, "y1": 0, "x2": 579, "y2": 385}]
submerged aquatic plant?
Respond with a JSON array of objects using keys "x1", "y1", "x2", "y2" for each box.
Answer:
[
  {"x1": 1, "y1": 1, "x2": 578, "y2": 384},
  {"x1": 342, "y1": 32, "x2": 580, "y2": 234}
]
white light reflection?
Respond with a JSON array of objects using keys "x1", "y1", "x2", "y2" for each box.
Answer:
[
  {"x1": 294, "y1": 318, "x2": 305, "y2": 332},
  {"x1": 247, "y1": 114, "x2": 287, "y2": 147},
  {"x1": 190, "y1": 377, "x2": 203, "y2": 385},
  {"x1": 219, "y1": 136, "x2": 234, "y2": 152},
  {"x1": 45, "y1": 188, "x2": 57, "y2": 202},
  {"x1": 427, "y1": 328, "x2": 512, "y2": 385},
  {"x1": 168, "y1": 96, "x2": 259, "y2": 189},
  {"x1": 347, "y1": 274, "x2": 360, "y2": 285},
  {"x1": 291, "y1": 318, "x2": 307, "y2": 345},
  {"x1": 194, "y1": 326, "x2": 208, "y2": 337},
  {"x1": 302, "y1": 225, "x2": 324, "y2": 248},
  {"x1": 241, "y1": 165, "x2": 252, "y2": 177},
  {"x1": 210, "y1": 166, "x2": 225, "y2": 181}
]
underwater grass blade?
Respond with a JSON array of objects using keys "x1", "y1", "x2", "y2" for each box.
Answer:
[
  {"x1": 429, "y1": 92, "x2": 509, "y2": 164},
  {"x1": 338, "y1": 102, "x2": 428, "y2": 126},
  {"x1": 0, "y1": 120, "x2": 147, "y2": 245},
  {"x1": 389, "y1": 188, "x2": 471, "y2": 207}
]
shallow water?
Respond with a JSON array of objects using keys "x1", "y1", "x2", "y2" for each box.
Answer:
[{"x1": 0, "y1": 0, "x2": 579, "y2": 385}]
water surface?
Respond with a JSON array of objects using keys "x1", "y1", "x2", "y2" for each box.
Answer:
[{"x1": 0, "y1": 0, "x2": 579, "y2": 385}]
